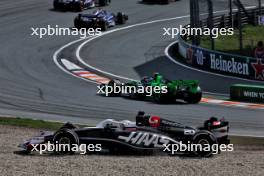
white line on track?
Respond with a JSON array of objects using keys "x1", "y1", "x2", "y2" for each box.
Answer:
[
  {"x1": 75, "y1": 10, "x2": 236, "y2": 81},
  {"x1": 53, "y1": 6, "x2": 263, "y2": 96},
  {"x1": 74, "y1": 7, "x2": 263, "y2": 88},
  {"x1": 53, "y1": 6, "x2": 258, "y2": 85},
  {"x1": 53, "y1": 37, "x2": 99, "y2": 84}
]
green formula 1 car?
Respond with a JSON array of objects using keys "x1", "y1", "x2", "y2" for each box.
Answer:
[{"x1": 99, "y1": 73, "x2": 202, "y2": 104}]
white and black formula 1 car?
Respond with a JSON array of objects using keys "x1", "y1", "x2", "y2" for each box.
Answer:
[
  {"x1": 74, "y1": 9, "x2": 128, "y2": 30},
  {"x1": 53, "y1": 0, "x2": 111, "y2": 12},
  {"x1": 18, "y1": 112, "x2": 230, "y2": 157}
]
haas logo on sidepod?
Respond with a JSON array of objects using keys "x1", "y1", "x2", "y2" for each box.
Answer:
[{"x1": 118, "y1": 132, "x2": 172, "y2": 147}]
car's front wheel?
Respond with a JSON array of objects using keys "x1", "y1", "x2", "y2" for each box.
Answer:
[
  {"x1": 106, "y1": 79, "x2": 122, "y2": 96},
  {"x1": 153, "y1": 92, "x2": 174, "y2": 104},
  {"x1": 159, "y1": 0, "x2": 169, "y2": 4},
  {"x1": 53, "y1": 129, "x2": 79, "y2": 154},
  {"x1": 76, "y1": 2, "x2": 84, "y2": 12}
]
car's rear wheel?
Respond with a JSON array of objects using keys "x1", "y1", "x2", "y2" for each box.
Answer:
[
  {"x1": 99, "y1": 20, "x2": 107, "y2": 31},
  {"x1": 76, "y1": 2, "x2": 84, "y2": 12},
  {"x1": 191, "y1": 132, "x2": 217, "y2": 157},
  {"x1": 185, "y1": 91, "x2": 202, "y2": 104},
  {"x1": 53, "y1": 2, "x2": 59, "y2": 10},
  {"x1": 98, "y1": 0, "x2": 109, "y2": 6},
  {"x1": 116, "y1": 12, "x2": 126, "y2": 25}
]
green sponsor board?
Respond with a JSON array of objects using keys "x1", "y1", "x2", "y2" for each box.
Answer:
[
  {"x1": 230, "y1": 84, "x2": 264, "y2": 103},
  {"x1": 178, "y1": 37, "x2": 264, "y2": 81}
]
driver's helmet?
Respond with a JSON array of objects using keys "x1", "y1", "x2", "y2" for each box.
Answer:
[
  {"x1": 153, "y1": 72, "x2": 162, "y2": 82},
  {"x1": 204, "y1": 117, "x2": 220, "y2": 130}
]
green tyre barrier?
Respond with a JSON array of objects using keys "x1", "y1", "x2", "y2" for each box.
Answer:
[{"x1": 230, "y1": 84, "x2": 264, "y2": 103}]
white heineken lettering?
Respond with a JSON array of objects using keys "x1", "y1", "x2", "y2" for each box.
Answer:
[{"x1": 210, "y1": 54, "x2": 249, "y2": 75}]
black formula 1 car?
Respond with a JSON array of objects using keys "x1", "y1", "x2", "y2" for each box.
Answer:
[
  {"x1": 18, "y1": 112, "x2": 229, "y2": 157},
  {"x1": 53, "y1": 0, "x2": 111, "y2": 12},
  {"x1": 74, "y1": 9, "x2": 128, "y2": 30}
]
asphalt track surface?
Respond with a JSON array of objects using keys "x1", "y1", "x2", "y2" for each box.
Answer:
[{"x1": 0, "y1": 0, "x2": 263, "y2": 136}]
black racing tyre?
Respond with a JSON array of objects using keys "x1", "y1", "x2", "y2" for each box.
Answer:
[
  {"x1": 159, "y1": 0, "x2": 169, "y2": 4},
  {"x1": 76, "y1": 2, "x2": 84, "y2": 12},
  {"x1": 116, "y1": 12, "x2": 125, "y2": 25},
  {"x1": 74, "y1": 18, "x2": 81, "y2": 29},
  {"x1": 98, "y1": 0, "x2": 109, "y2": 6},
  {"x1": 53, "y1": 2, "x2": 59, "y2": 10},
  {"x1": 107, "y1": 79, "x2": 122, "y2": 96},
  {"x1": 53, "y1": 129, "x2": 79, "y2": 154},
  {"x1": 153, "y1": 92, "x2": 174, "y2": 104},
  {"x1": 108, "y1": 79, "x2": 122, "y2": 86},
  {"x1": 191, "y1": 131, "x2": 217, "y2": 157},
  {"x1": 153, "y1": 93, "x2": 164, "y2": 103},
  {"x1": 99, "y1": 20, "x2": 107, "y2": 31},
  {"x1": 128, "y1": 88, "x2": 146, "y2": 100},
  {"x1": 184, "y1": 89, "x2": 202, "y2": 104}
]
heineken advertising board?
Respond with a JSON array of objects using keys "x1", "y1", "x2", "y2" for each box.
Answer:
[{"x1": 178, "y1": 37, "x2": 264, "y2": 81}]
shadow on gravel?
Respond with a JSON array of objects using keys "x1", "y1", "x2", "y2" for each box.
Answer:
[
  {"x1": 14, "y1": 151, "x2": 66, "y2": 157},
  {"x1": 14, "y1": 150, "x2": 205, "y2": 159}
]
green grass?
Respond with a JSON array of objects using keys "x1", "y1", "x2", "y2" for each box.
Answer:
[
  {"x1": 0, "y1": 117, "x2": 65, "y2": 130},
  {"x1": 198, "y1": 25, "x2": 264, "y2": 56}
]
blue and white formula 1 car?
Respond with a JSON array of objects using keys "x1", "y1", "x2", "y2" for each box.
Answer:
[
  {"x1": 53, "y1": 0, "x2": 111, "y2": 12},
  {"x1": 74, "y1": 9, "x2": 128, "y2": 30}
]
